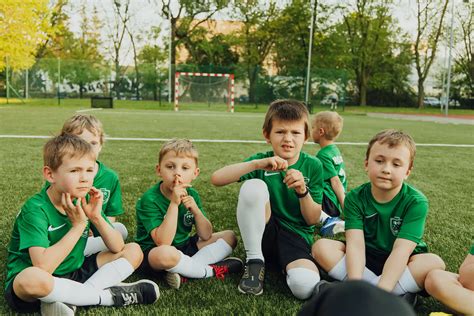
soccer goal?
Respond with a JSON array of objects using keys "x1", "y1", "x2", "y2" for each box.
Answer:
[{"x1": 174, "y1": 72, "x2": 234, "y2": 112}]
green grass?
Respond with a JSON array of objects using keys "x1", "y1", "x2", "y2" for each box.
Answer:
[{"x1": 0, "y1": 102, "x2": 473, "y2": 315}]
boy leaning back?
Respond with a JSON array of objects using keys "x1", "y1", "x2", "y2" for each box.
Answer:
[
  {"x1": 212, "y1": 99, "x2": 324, "y2": 299},
  {"x1": 135, "y1": 139, "x2": 242, "y2": 290},
  {"x1": 313, "y1": 129, "x2": 445, "y2": 300},
  {"x1": 311, "y1": 111, "x2": 346, "y2": 237},
  {"x1": 4, "y1": 135, "x2": 159, "y2": 315}
]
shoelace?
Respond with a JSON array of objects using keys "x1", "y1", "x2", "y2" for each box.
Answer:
[{"x1": 211, "y1": 265, "x2": 229, "y2": 280}]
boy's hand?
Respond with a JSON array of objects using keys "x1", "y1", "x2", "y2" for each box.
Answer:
[
  {"x1": 283, "y1": 169, "x2": 307, "y2": 195},
  {"x1": 257, "y1": 156, "x2": 288, "y2": 171},
  {"x1": 81, "y1": 187, "x2": 104, "y2": 221},
  {"x1": 61, "y1": 193, "x2": 88, "y2": 227},
  {"x1": 182, "y1": 195, "x2": 200, "y2": 214},
  {"x1": 171, "y1": 175, "x2": 190, "y2": 205}
]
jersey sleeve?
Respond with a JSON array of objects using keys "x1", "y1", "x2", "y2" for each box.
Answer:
[
  {"x1": 397, "y1": 199, "x2": 428, "y2": 244},
  {"x1": 307, "y1": 157, "x2": 324, "y2": 204},
  {"x1": 343, "y1": 191, "x2": 364, "y2": 230},
  {"x1": 18, "y1": 207, "x2": 50, "y2": 250},
  {"x1": 104, "y1": 176, "x2": 124, "y2": 217},
  {"x1": 318, "y1": 154, "x2": 337, "y2": 180},
  {"x1": 136, "y1": 195, "x2": 165, "y2": 234}
]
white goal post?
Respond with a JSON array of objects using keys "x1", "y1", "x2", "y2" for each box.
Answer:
[{"x1": 174, "y1": 72, "x2": 235, "y2": 112}]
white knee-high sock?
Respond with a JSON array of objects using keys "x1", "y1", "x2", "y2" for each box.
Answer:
[
  {"x1": 39, "y1": 277, "x2": 114, "y2": 306},
  {"x1": 112, "y1": 222, "x2": 128, "y2": 241},
  {"x1": 192, "y1": 238, "x2": 232, "y2": 265},
  {"x1": 286, "y1": 268, "x2": 320, "y2": 300},
  {"x1": 85, "y1": 258, "x2": 134, "y2": 290},
  {"x1": 83, "y1": 236, "x2": 107, "y2": 257},
  {"x1": 237, "y1": 179, "x2": 268, "y2": 262},
  {"x1": 328, "y1": 255, "x2": 378, "y2": 284},
  {"x1": 167, "y1": 251, "x2": 214, "y2": 278},
  {"x1": 392, "y1": 267, "x2": 422, "y2": 295}
]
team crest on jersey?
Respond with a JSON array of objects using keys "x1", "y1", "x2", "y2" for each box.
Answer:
[
  {"x1": 100, "y1": 188, "x2": 110, "y2": 204},
  {"x1": 303, "y1": 177, "x2": 310, "y2": 185},
  {"x1": 183, "y1": 211, "x2": 194, "y2": 227},
  {"x1": 390, "y1": 216, "x2": 403, "y2": 235}
]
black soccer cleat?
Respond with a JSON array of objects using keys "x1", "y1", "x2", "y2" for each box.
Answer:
[
  {"x1": 211, "y1": 257, "x2": 244, "y2": 280},
  {"x1": 238, "y1": 259, "x2": 265, "y2": 295},
  {"x1": 108, "y1": 280, "x2": 160, "y2": 306}
]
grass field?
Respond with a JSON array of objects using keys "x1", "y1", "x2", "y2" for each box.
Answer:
[{"x1": 0, "y1": 100, "x2": 473, "y2": 315}]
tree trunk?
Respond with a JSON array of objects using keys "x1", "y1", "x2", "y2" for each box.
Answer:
[
  {"x1": 248, "y1": 66, "x2": 259, "y2": 104},
  {"x1": 417, "y1": 80, "x2": 425, "y2": 109}
]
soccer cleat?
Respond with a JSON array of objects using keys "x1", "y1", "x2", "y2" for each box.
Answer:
[
  {"x1": 402, "y1": 292, "x2": 418, "y2": 307},
  {"x1": 40, "y1": 301, "x2": 76, "y2": 316},
  {"x1": 238, "y1": 259, "x2": 265, "y2": 295},
  {"x1": 165, "y1": 272, "x2": 187, "y2": 290},
  {"x1": 108, "y1": 280, "x2": 160, "y2": 307},
  {"x1": 211, "y1": 257, "x2": 244, "y2": 280},
  {"x1": 320, "y1": 217, "x2": 345, "y2": 237}
]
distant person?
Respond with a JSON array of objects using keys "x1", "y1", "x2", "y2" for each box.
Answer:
[
  {"x1": 329, "y1": 92, "x2": 338, "y2": 111},
  {"x1": 425, "y1": 243, "x2": 474, "y2": 315},
  {"x1": 4, "y1": 135, "x2": 159, "y2": 315},
  {"x1": 135, "y1": 139, "x2": 242, "y2": 290},
  {"x1": 59, "y1": 114, "x2": 128, "y2": 257},
  {"x1": 311, "y1": 111, "x2": 346, "y2": 237},
  {"x1": 212, "y1": 99, "x2": 324, "y2": 299},
  {"x1": 312, "y1": 129, "x2": 445, "y2": 303}
]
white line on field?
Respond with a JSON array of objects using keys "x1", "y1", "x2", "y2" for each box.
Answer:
[
  {"x1": 85, "y1": 110, "x2": 263, "y2": 118},
  {"x1": 76, "y1": 108, "x2": 103, "y2": 113},
  {"x1": 0, "y1": 135, "x2": 473, "y2": 147}
]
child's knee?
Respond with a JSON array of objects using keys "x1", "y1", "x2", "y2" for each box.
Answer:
[
  {"x1": 412, "y1": 253, "x2": 445, "y2": 272},
  {"x1": 14, "y1": 267, "x2": 53, "y2": 298},
  {"x1": 221, "y1": 230, "x2": 238, "y2": 248},
  {"x1": 121, "y1": 242, "x2": 143, "y2": 268},
  {"x1": 286, "y1": 268, "x2": 320, "y2": 300},
  {"x1": 424, "y1": 269, "x2": 446, "y2": 295},
  {"x1": 149, "y1": 246, "x2": 180, "y2": 269},
  {"x1": 112, "y1": 222, "x2": 128, "y2": 240},
  {"x1": 239, "y1": 179, "x2": 269, "y2": 205}
]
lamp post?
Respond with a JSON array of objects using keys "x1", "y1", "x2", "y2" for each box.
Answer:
[
  {"x1": 444, "y1": 0, "x2": 455, "y2": 116},
  {"x1": 304, "y1": 0, "x2": 316, "y2": 112}
]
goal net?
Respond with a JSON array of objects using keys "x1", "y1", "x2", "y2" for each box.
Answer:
[{"x1": 175, "y1": 72, "x2": 234, "y2": 112}]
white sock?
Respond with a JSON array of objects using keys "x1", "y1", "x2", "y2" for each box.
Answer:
[
  {"x1": 83, "y1": 236, "x2": 107, "y2": 257},
  {"x1": 85, "y1": 258, "x2": 134, "y2": 290},
  {"x1": 319, "y1": 211, "x2": 330, "y2": 223},
  {"x1": 286, "y1": 268, "x2": 320, "y2": 300},
  {"x1": 237, "y1": 179, "x2": 268, "y2": 262},
  {"x1": 167, "y1": 251, "x2": 214, "y2": 278},
  {"x1": 192, "y1": 238, "x2": 232, "y2": 265},
  {"x1": 392, "y1": 267, "x2": 421, "y2": 295},
  {"x1": 328, "y1": 255, "x2": 378, "y2": 283},
  {"x1": 39, "y1": 277, "x2": 114, "y2": 306},
  {"x1": 112, "y1": 222, "x2": 128, "y2": 240}
]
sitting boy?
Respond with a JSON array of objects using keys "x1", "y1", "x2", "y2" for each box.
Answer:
[
  {"x1": 311, "y1": 111, "x2": 346, "y2": 236},
  {"x1": 425, "y1": 243, "x2": 474, "y2": 315},
  {"x1": 312, "y1": 129, "x2": 445, "y2": 302},
  {"x1": 212, "y1": 99, "x2": 324, "y2": 299},
  {"x1": 4, "y1": 134, "x2": 159, "y2": 315},
  {"x1": 135, "y1": 139, "x2": 242, "y2": 290}
]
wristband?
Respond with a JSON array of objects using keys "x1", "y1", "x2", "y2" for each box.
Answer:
[{"x1": 296, "y1": 187, "x2": 309, "y2": 198}]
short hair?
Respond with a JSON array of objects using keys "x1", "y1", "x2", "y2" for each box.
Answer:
[
  {"x1": 159, "y1": 139, "x2": 199, "y2": 165},
  {"x1": 313, "y1": 111, "x2": 343, "y2": 140},
  {"x1": 366, "y1": 129, "x2": 416, "y2": 168},
  {"x1": 61, "y1": 114, "x2": 105, "y2": 145},
  {"x1": 44, "y1": 134, "x2": 96, "y2": 171},
  {"x1": 262, "y1": 99, "x2": 310, "y2": 139}
]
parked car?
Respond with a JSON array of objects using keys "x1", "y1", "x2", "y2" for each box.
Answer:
[
  {"x1": 440, "y1": 97, "x2": 460, "y2": 107},
  {"x1": 423, "y1": 97, "x2": 441, "y2": 107}
]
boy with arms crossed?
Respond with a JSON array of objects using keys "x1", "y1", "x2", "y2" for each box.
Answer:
[
  {"x1": 136, "y1": 139, "x2": 242, "y2": 290},
  {"x1": 425, "y1": 243, "x2": 474, "y2": 315},
  {"x1": 312, "y1": 111, "x2": 346, "y2": 236},
  {"x1": 212, "y1": 99, "x2": 324, "y2": 299},
  {"x1": 313, "y1": 130, "x2": 444, "y2": 301},
  {"x1": 4, "y1": 135, "x2": 159, "y2": 315}
]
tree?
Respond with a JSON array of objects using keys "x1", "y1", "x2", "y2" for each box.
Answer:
[
  {"x1": 0, "y1": 0, "x2": 52, "y2": 71},
  {"x1": 413, "y1": 0, "x2": 449, "y2": 108}
]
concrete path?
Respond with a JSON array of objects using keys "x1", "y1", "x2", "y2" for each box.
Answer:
[{"x1": 367, "y1": 112, "x2": 474, "y2": 125}]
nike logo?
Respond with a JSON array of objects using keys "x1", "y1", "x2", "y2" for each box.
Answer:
[
  {"x1": 264, "y1": 171, "x2": 280, "y2": 176},
  {"x1": 48, "y1": 223, "x2": 66, "y2": 232}
]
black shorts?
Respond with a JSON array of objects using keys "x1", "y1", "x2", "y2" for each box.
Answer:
[
  {"x1": 322, "y1": 193, "x2": 341, "y2": 218},
  {"x1": 261, "y1": 216, "x2": 316, "y2": 273},
  {"x1": 5, "y1": 253, "x2": 99, "y2": 313},
  {"x1": 140, "y1": 234, "x2": 200, "y2": 274}
]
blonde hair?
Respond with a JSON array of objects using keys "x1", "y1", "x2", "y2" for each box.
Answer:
[
  {"x1": 313, "y1": 111, "x2": 343, "y2": 140},
  {"x1": 366, "y1": 129, "x2": 416, "y2": 169},
  {"x1": 262, "y1": 99, "x2": 310, "y2": 139},
  {"x1": 44, "y1": 134, "x2": 95, "y2": 171},
  {"x1": 159, "y1": 139, "x2": 199, "y2": 165},
  {"x1": 61, "y1": 114, "x2": 105, "y2": 145}
]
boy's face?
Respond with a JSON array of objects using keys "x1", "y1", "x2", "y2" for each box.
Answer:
[
  {"x1": 156, "y1": 151, "x2": 199, "y2": 190},
  {"x1": 44, "y1": 155, "x2": 96, "y2": 198},
  {"x1": 365, "y1": 141, "x2": 412, "y2": 193},
  {"x1": 311, "y1": 123, "x2": 322, "y2": 144},
  {"x1": 264, "y1": 118, "x2": 306, "y2": 166},
  {"x1": 77, "y1": 129, "x2": 102, "y2": 158}
]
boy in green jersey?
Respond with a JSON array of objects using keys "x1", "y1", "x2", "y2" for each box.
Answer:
[
  {"x1": 425, "y1": 242, "x2": 474, "y2": 314},
  {"x1": 211, "y1": 99, "x2": 324, "y2": 299},
  {"x1": 311, "y1": 111, "x2": 346, "y2": 237},
  {"x1": 60, "y1": 114, "x2": 127, "y2": 256},
  {"x1": 135, "y1": 139, "x2": 242, "y2": 290},
  {"x1": 313, "y1": 129, "x2": 445, "y2": 300},
  {"x1": 4, "y1": 135, "x2": 159, "y2": 315}
]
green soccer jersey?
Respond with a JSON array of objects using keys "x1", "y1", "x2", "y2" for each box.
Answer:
[
  {"x1": 316, "y1": 144, "x2": 347, "y2": 211},
  {"x1": 94, "y1": 160, "x2": 124, "y2": 217},
  {"x1": 135, "y1": 181, "x2": 206, "y2": 251},
  {"x1": 240, "y1": 151, "x2": 324, "y2": 246},
  {"x1": 344, "y1": 182, "x2": 428, "y2": 255},
  {"x1": 5, "y1": 186, "x2": 94, "y2": 289},
  {"x1": 470, "y1": 242, "x2": 474, "y2": 255}
]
